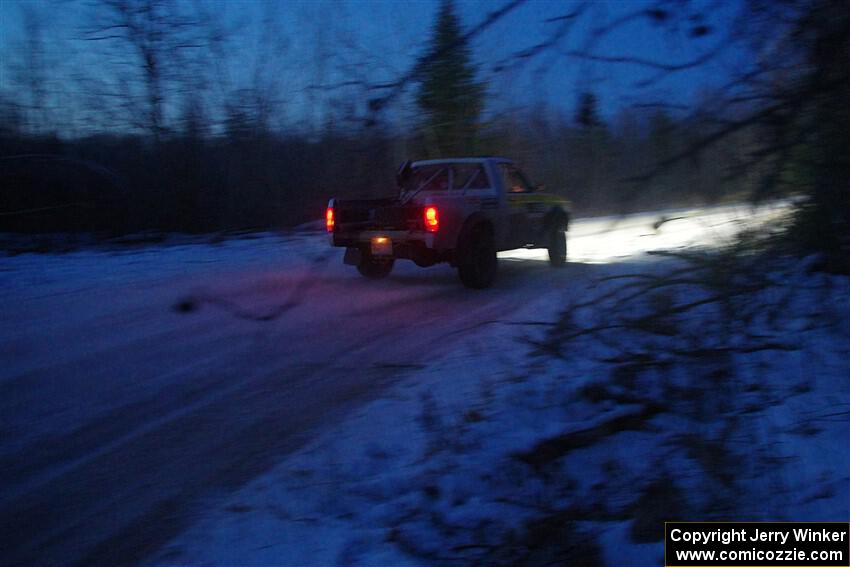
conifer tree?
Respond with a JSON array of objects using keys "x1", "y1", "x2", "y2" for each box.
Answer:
[{"x1": 415, "y1": 0, "x2": 484, "y2": 156}]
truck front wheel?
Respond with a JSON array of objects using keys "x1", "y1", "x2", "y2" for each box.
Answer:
[
  {"x1": 548, "y1": 226, "x2": 567, "y2": 267},
  {"x1": 458, "y1": 225, "x2": 497, "y2": 289},
  {"x1": 357, "y1": 250, "x2": 394, "y2": 279}
]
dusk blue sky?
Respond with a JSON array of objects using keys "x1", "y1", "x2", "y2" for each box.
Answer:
[{"x1": 0, "y1": 0, "x2": 747, "y2": 136}]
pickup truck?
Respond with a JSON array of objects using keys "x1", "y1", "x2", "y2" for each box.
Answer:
[{"x1": 326, "y1": 157, "x2": 571, "y2": 288}]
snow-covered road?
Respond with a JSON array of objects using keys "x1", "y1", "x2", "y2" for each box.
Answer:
[{"x1": 0, "y1": 202, "x2": 790, "y2": 566}]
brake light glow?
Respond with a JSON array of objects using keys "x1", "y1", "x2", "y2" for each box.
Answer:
[
  {"x1": 326, "y1": 206, "x2": 334, "y2": 232},
  {"x1": 424, "y1": 206, "x2": 439, "y2": 232}
]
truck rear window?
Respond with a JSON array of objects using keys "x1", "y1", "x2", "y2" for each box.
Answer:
[
  {"x1": 452, "y1": 164, "x2": 489, "y2": 190},
  {"x1": 403, "y1": 165, "x2": 449, "y2": 193},
  {"x1": 402, "y1": 163, "x2": 489, "y2": 193}
]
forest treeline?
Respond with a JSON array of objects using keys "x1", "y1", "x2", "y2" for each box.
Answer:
[
  {"x1": 0, "y1": 104, "x2": 758, "y2": 234},
  {"x1": 0, "y1": 0, "x2": 846, "y2": 259}
]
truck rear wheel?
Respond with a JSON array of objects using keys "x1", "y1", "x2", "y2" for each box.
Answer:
[
  {"x1": 458, "y1": 224, "x2": 497, "y2": 289},
  {"x1": 548, "y1": 226, "x2": 567, "y2": 267},
  {"x1": 357, "y1": 250, "x2": 394, "y2": 279}
]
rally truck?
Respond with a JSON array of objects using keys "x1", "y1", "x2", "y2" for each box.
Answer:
[{"x1": 326, "y1": 157, "x2": 571, "y2": 289}]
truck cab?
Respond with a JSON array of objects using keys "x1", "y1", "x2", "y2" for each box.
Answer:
[{"x1": 327, "y1": 157, "x2": 571, "y2": 288}]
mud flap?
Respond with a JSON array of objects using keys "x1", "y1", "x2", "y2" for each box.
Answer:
[{"x1": 343, "y1": 247, "x2": 362, "y2": 266}]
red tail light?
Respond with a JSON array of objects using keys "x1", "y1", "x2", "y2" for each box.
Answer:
[
  {"x1": 326, "y1": 206, "x2": 335, "y2": 232},
  {"x1": 424, "y1": 206, "x2": 439, "y2": 232}
]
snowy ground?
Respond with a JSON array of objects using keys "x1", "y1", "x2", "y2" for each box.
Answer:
[{"x1": 3, "y1": 201, "x2": 846, "y2": 566}]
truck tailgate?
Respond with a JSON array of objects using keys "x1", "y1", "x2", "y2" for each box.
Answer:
[{"x1": 334, "y1": 198, "x2": 419, "y2": 232}]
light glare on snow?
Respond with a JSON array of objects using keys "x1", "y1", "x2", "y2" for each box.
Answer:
[{"x1": 500, "y1": 202, "x2": 789, "y2": 264}]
